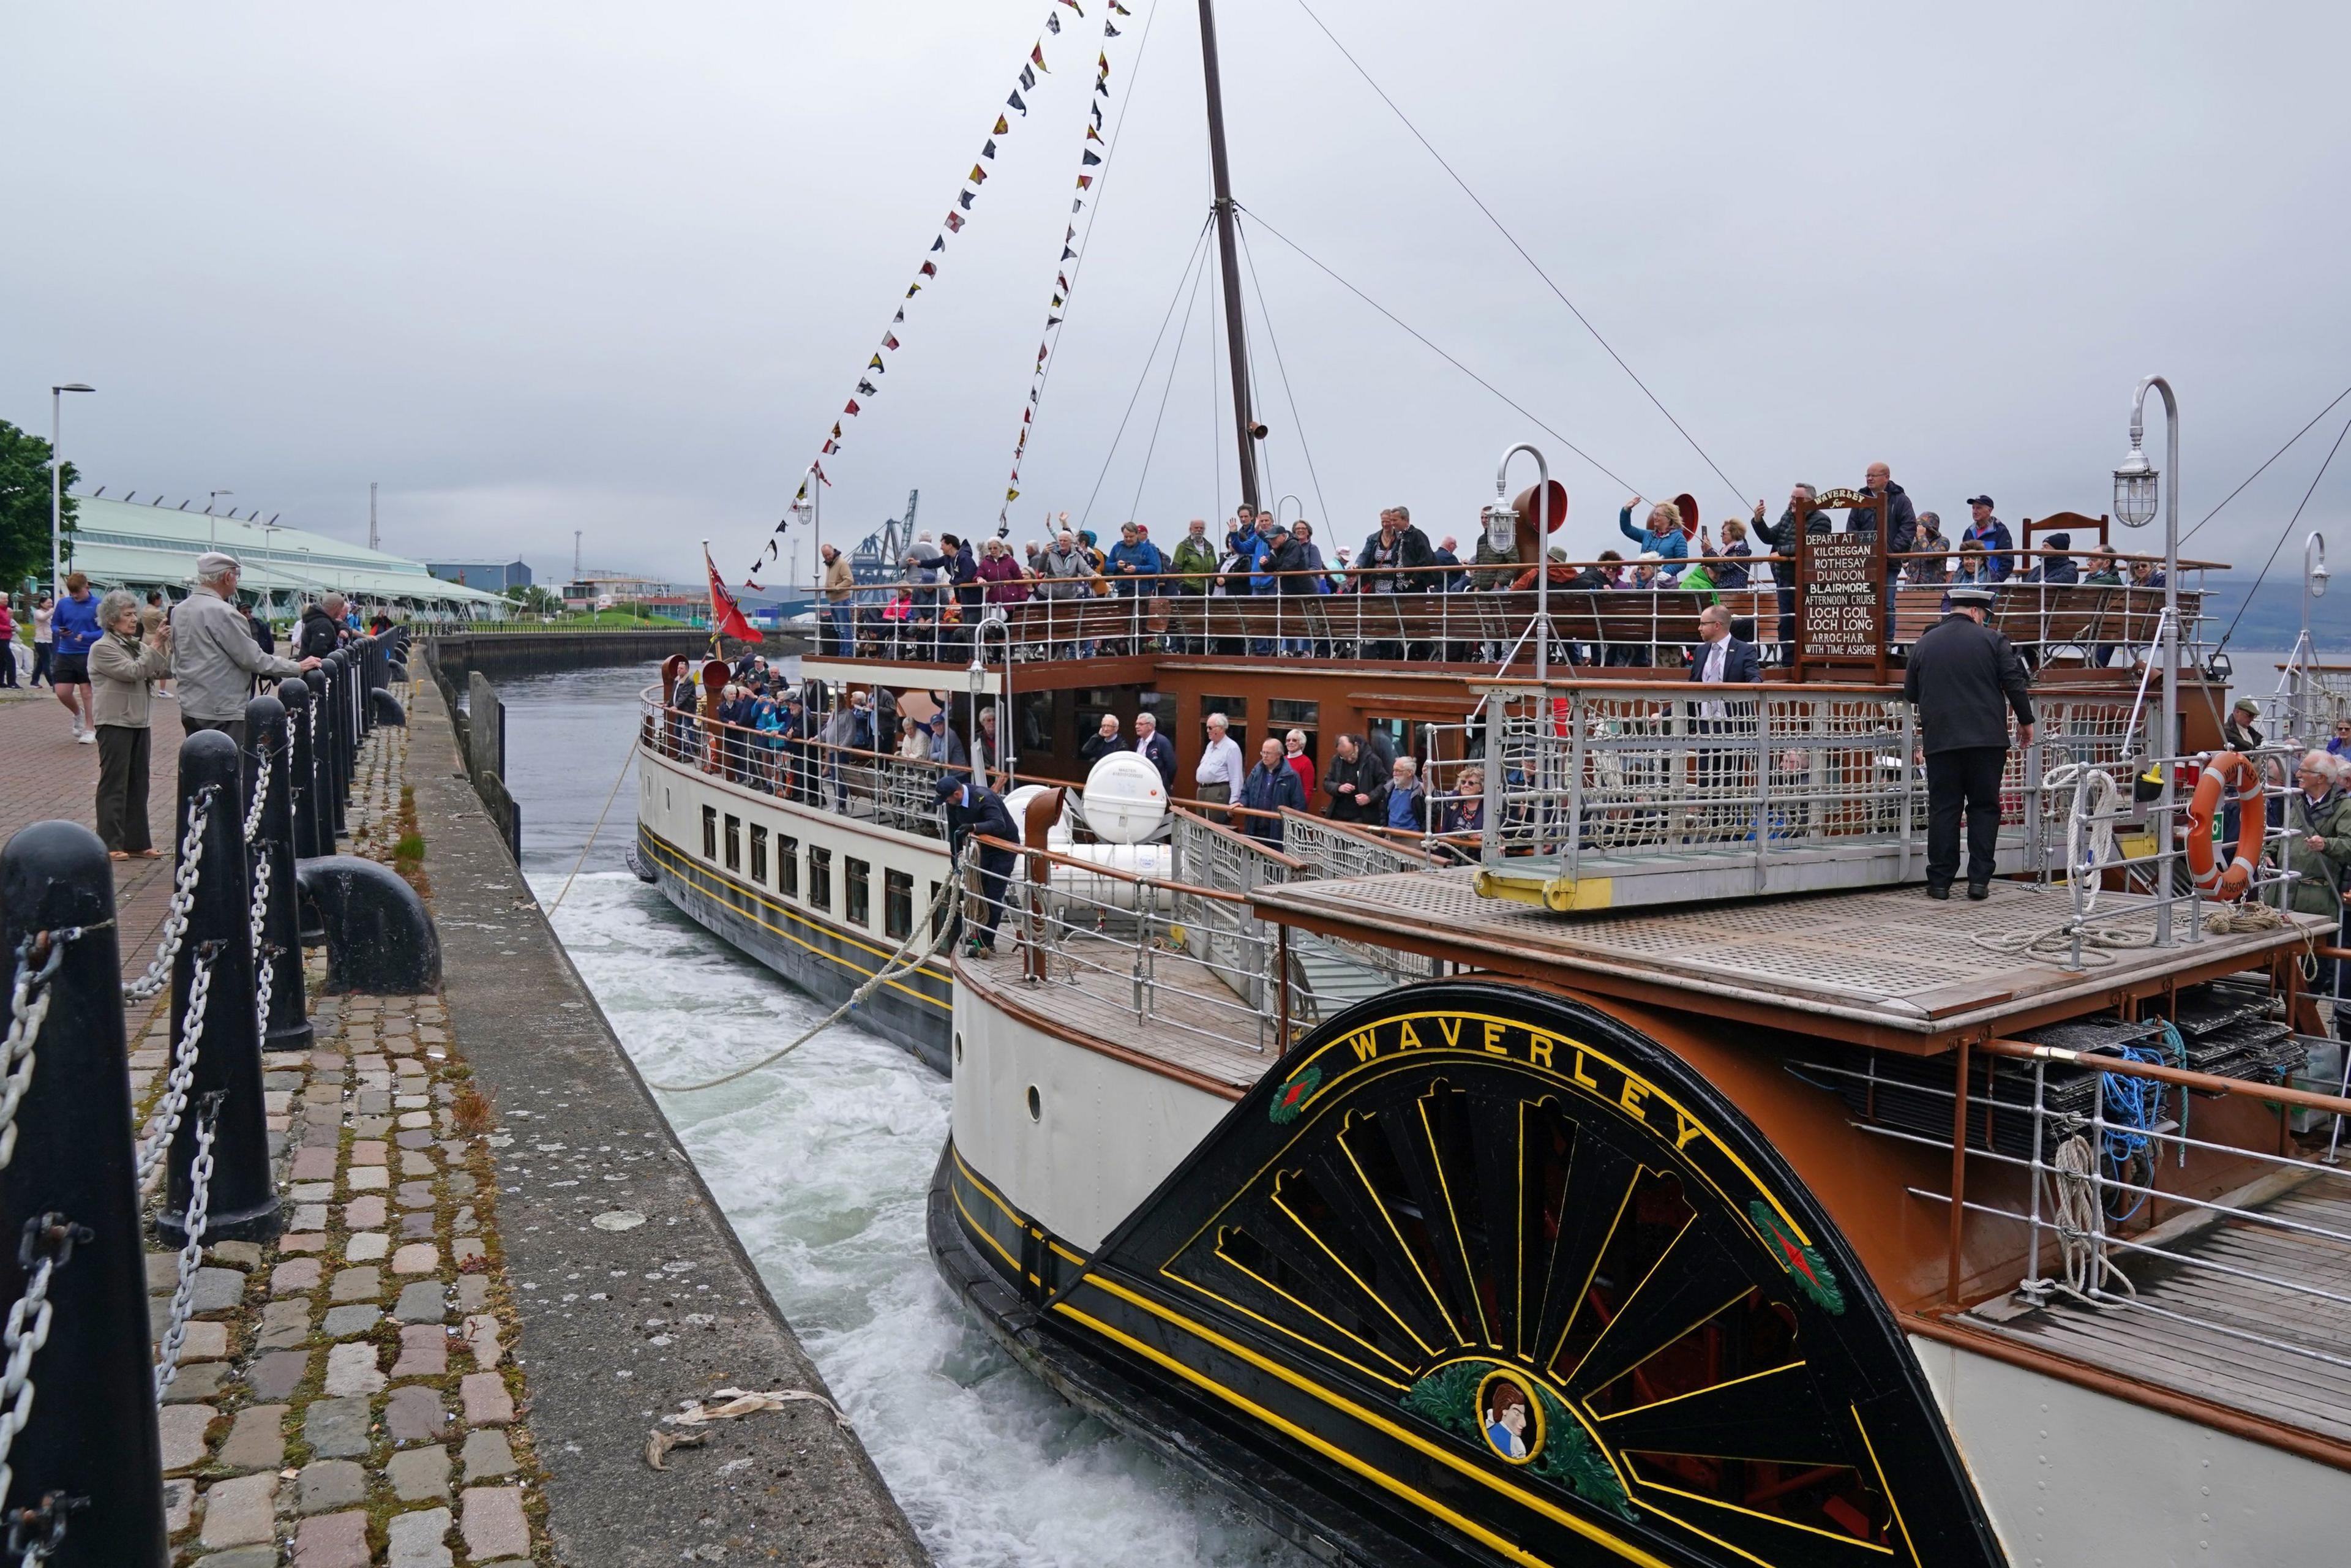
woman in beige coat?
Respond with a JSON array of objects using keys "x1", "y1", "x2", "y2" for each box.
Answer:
[{"x1": 89, "y1": 589, "x2": 174, "y2": 860}]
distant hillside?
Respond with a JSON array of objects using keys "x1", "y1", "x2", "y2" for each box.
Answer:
[{"x1": 2199, "y1": 573, "x2": 2347, "y2": 652}]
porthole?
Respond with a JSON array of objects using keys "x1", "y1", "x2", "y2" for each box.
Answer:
[
  {"x1": 954, "y1": 1032, "x2": 964, "y2": 1066},
  {"x1": 1025, "y1": 1085, "x2": 1042, "y2": 1122}
]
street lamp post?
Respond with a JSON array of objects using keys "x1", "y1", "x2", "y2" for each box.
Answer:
[
  {"x1": 1491, "y1": 444, "x2": 1554, "y2": 683},
  {"x1": 49, "y1": 384, "x2": 94, "y2": 591},
  {"x1": 208, "y1": 489, "x2": 234, "y2": 552},
  {"x1": 2298, "y1": 531, "x2": 2329, "y2": 742},
  {"x1": 2113, "y1": 375, "x2": 2180, "y2": 944}
]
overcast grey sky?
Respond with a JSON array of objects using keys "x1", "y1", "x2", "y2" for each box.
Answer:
[{"x1": 7, "y1": 1, "x2": 2347, "y2": 588}]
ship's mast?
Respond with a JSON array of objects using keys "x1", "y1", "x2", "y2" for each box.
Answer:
[{"x1": 1196, "y1": 0, "x2": 1259, "y2": 516}]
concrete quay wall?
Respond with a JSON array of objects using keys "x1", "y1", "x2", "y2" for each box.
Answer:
[
  {"x1": 422, "y1": 629, "x2": 804, "y2": 683},
  {"x1": 407, "y1": 676, "x2": 928, "y2": 1564}
]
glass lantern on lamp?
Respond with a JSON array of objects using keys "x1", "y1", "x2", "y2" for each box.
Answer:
[
  {"x1": 1481, "y1": 496, "x2": 1518, "y2": 558},
  {"x1": 2113, "y1": 438, "x2": 2158, "y2": 528}
]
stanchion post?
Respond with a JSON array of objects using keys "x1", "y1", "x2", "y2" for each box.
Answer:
[
  {"x1": 282, "y1": 677, "x2": 320, "y2": 860},
  {"x1": 244, "y1": 692, "x2": 311, "y2": 1054},
  {"x1": 0, "y1": 822, "x2": 171, "y2": 1566},
  {"x1": 354, "y1": 636, "x2": 375, "y2": 740},
  {"x1": 301, "y1": 667, "x2": 334, "y2": 852},
  {"x1": 157, "y1": 731, "x2": 281, "y2": 1247},
  {"x1": 321, "y1": 653, "x2": 350, "y2": 838}
]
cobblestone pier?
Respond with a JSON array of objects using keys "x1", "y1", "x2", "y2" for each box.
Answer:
[{"x1": 1, "y1": 676, "x2": 926, "y2": 1565}]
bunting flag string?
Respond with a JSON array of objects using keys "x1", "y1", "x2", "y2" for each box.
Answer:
[
  {"x1": 997, "y1": 7, "x2": 1137, "y2": 522},
  {"x1": 744, "y1": 8, "x2": 1078, "y2": 581}
]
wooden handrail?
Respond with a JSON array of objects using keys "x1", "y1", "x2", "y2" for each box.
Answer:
[{"x1": 1980, "y1": 1036, "x2": 2351, "y2": 1119}]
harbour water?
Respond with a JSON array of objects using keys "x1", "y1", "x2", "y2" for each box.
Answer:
[{"x1": 497, "y1": 662, "x2": 1295, "y2": 1568}]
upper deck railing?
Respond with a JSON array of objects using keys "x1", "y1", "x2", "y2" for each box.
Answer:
[{"x1": 779, "y1": 552, "x2": 2219, "y2": 669}]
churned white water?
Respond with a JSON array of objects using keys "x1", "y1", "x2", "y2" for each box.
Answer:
[{"x1": 501, "y1": 665, "x2": 1295, "y2": 1567}]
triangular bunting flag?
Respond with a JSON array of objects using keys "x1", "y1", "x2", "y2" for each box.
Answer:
[
  {"x1": 1007, "y1": 487, "x2": 1020, "y2": 501},
  {"x1": 844, "y1": 399, "x2": 861, "y2": 415},
  {"x1": 1057, "y1": 272, "x2": 1070, "y2": 290},
  {"x1": 994, "y1": 115, "x2": 1010, "y2": 135},
  {"x1": 919, "y1": 261, "x2": 936, "y2": 278},
  {"x1": 765, "y1": 539, "x2": 779, "y2": 560},
  {"x1": 1076, "y1": 174, "x2": 1092, "y2": 189},
  {"x1": 1071, "y1": 198, "x2": 1084, "y2": 214},
  {"x1": 1067, "y1": 224, "x2": 1077, "y2": 239},
  {"x1": 1086, "y1": 126, "x2": 1104, "y2": 143},
  {"x1": 1097, "y1": 78, "x2": 1109, "y2": 97},
  {"x1": 1046, "y1": 13, "x2": 1060, "y2": 33},
  {"x1": 1019, "y1": 65, "x2": 1036, "y2": 90},
  {"x1": 1091, "y1": 101, "x2": 1102, "y2": 129},
  {"x1": 1023, "y1": 407, "x2": 1033, "y2": 422},
  {"x1": 1051, "y1": 293, "x2": 1064, "y2": 307},
  {"x1": 1008, "y1": 90, "x2": 1027, "y2": 114},
  {"x1": 795, "y1": 481, "x2": 809, "y2": 501},
  {"x1": 969, "y1": 163, "x2": 988, "y2": 184},
  {"x1": 1062, "y1": 245, "x2": 1076, "y2": 260},
  {"x1": 857, "y1": 380, "x2": 877, "y2": 396},
  {"x1": 1098, "y1": 51, "x2": 1109, "y2": 70},
  {"x1": 1105, "y1": 22, "x2": 1120, "y2": 36},
  {"x1": 1046, "y1": 315, "x2": 1062, "y2": 328},
  {"x1": 869, "y1": 353, "x2": 885, "y2": 370},
  {"x1": 906, "y1": 282, "x2": 921, "y2": 297},
  {"x1": 982, "y1": 139, "x2": 997, "y2": 159},
  {"x1": 1031, "y1": 43, "x2": 1049, "y2": 69},
  {"x1": 944, "y1": 211, "x2": 966, "y2": 233},
  {"x1": 1060, "y1": 0, "x2": 1083, "y2": 12},
  {"x1": 1111, "y1": 1, "x2": 1130, "y2": 13},
  {"x1": 1082, "y1": 149, "x2": 1101, "y2": 165},
  {"x1": 883, "y1": 333, "x2": 900, "y2": 350},
  {"x1": 830, "y1": 422, "x2": 842, "y2": 438},
  {"x1": 931, "y1": 236, "x2": 945, "y2": 251},
  {"x1": 813, "y1": 462, "x2": 831, "y2": 485},
  {"x1": 744, "y1": 577, "x2": 763, "y2": 593},
  {"x1": 822, "y1": 439, "x2": 837, "y2": 454},
  {"x1": 893, "y1": 308, "x2": 905, "y2": 322},
  {"x1": 958, "y1": 190, "x2": 975, "y2": 210}
]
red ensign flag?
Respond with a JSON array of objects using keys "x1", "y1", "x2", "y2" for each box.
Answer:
[{"x1": 705, "y1": 546, "x2": 763, "y2": 643}]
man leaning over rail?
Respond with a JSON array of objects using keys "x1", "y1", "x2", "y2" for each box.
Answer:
[
  {"x1": 936, "y1": 773, "x2": 1018, "y2": 958},
  {"x1": 1904, "y1": 583, "x2": 2035, "y2": 902}
]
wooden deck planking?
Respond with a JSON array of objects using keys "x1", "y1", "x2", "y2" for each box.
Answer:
[{"x1": 1974, "y1": 1176, "x2": 2351, "y2": 1445}]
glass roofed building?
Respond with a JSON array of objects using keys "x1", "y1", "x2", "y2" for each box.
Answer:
[{"x1": 59, "y1": 494, "x2": 508, "y2": 620}]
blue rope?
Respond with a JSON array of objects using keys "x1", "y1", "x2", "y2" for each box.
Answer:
[{"x1": 2099, "y1": 1040, "x2": 2171, "y2": 1222}]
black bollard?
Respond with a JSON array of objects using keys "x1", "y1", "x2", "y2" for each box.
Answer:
[
  {"x1": 242, "y1": 693, "x2": 311, "y2": 1054},
  {"x1": 281, "y1": 677, "x2": 320, "y2": 861},
  {"x1": 0, "y1": 822, "x2": 172, "y2": 1566},
  {"x1": 301, "y1": 668, "x2": 334, "y2": 854},
  {"x1": 321, "y1": 654, "x2": 350, "y2": 839},
  {"x1": 297, "y1": 856, "x2": 443, "y2": 992},
  {"x1": 351, "y1": 637, "x2": 373, "y2": 740},
  {"x1": 156, "y1": 731, "x2": 280, "y2": 1247}
]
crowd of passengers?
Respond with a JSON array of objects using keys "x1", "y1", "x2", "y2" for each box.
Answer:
[{"x1": 813, "y1": 462, "x2": 2177, "y2": 668}]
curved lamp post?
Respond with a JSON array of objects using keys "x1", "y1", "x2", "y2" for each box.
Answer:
[
  {"x1": 1492, "y1": 445, "x2": 1553, "y2": 683},
  {"x1": 2113, "y1": 375, "x2": 2179, "y2": 944},
  {"x1": 2298, "y1": 531, "x2": 2328, "y2": 741}
]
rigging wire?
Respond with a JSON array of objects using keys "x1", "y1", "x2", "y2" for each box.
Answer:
[
  {"x1": 1131, "y1": 247, "x2": 1213, "y2": 520},
  {"x1": 1027, "y1": 0, "x2": 1166, "y2": 503},
  {"x1": 1286, "y1": 0, "x2": 1747, "y2": 510},
  {"x1": 1079, "y1": 216, "x2": 1215, "y2": 530},
  {"x1": 2211, "y1": 406, "x2": 2351, "y2": 654},
  {"x1": 2178, "y1": 380, "x2": 2351, "y2": 547},
  {"x1": 1235, "y1": 217, "x2": 1331, "y2": 531},
  {"x1": 1240, "y1": 206, "x2": 1643, "y2": 495}
]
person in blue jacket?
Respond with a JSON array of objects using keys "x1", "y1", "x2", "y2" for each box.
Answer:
[
  {"x1": 1239, "y1": 735, "x2": 1306, "y2": 847},
  {"x1": 49, "y1": 571, "x2": 105, "y2": 741},
  {"x1": 1105, "y1": 523, "x2": 1163, "y2": 597},
  {"x1": 1961, "y1": 498, "x2": 2014, "y2": 581},
  {"x1": 1618, "y1": 498, "x2": 1690, "y2": 561}
]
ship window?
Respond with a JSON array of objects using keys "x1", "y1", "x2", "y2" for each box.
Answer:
[
  {"x1": 700, "y1": 805, "x2": 717, "y2": 860},
  {"x1": 1267, "y1": 699, "x2": 1319, "y2": 727},
  {"x1": 885, "y1": 869, "x2": 914, "y2": 939},
  {"x1": 846, "y1": 857, "x2": 871, "y2": 927},
  {"x1": 809, "y1": 847, "x2": 832, "y2": 910},
  {"x1": 724, "y1": 815, "x2": 741, "y2": 872},
  {"x1": 778, "y1": 835, "x2": 799, "y2": 898},
  {"x1": 749, "y1": 825, "x2": 768, "y2": 885}
]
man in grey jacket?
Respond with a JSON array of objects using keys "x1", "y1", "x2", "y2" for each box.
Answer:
[{"x1": 173, "y1": 553, "x2": 319, "y2": 746}]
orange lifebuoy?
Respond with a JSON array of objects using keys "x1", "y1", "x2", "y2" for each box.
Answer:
[{"x1": 2185, "y1": 750, "x2": 2265, "y2": 898}]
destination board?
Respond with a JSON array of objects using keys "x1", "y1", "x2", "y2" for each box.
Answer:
[{"x1": 1798, "y1": 528, "x2": 1884, "y2": 664}]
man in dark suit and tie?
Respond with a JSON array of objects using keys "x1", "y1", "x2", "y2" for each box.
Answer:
[
  {"x1": 1687, "y1": 604, "x2": 1763, "y2": 840},
  {"x1": 1132, "y1": 711, "x2": 1178, "y2": 790},
  {"x1": 1688, "y1": 604, "x2": 1763, "y2": 687}
]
